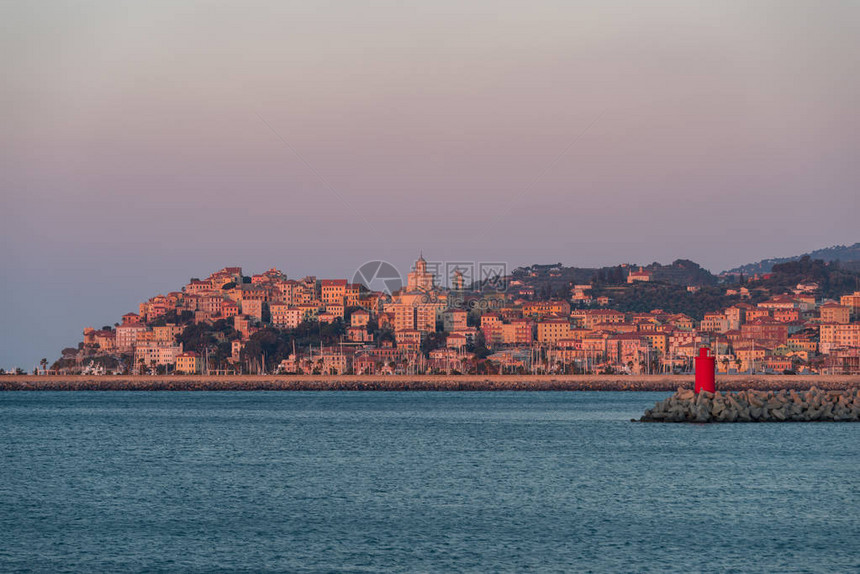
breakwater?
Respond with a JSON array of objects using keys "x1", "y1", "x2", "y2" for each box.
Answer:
[
  {"x1": 2, "y1": 374, "x2": 858, "y2": 392},
  {"x1": 640, "y1": 387, "x2": 860, "y2": 422}
]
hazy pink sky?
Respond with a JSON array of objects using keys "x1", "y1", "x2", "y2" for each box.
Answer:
[{"x1": 2, "y1": 1, "x2": 858, "y2": 367}]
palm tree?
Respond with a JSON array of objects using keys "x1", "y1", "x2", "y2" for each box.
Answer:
[{"x1": 40, "y1": 358, "x2": 48, "y2": 374}]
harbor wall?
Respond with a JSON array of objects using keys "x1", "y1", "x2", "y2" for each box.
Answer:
[{"x1": 2, "y1": 374, "x2": 858, "y2": 391}]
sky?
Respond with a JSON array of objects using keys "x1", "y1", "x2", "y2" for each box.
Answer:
[{"x1": 1, "y1": 0, "x2": 858, "y2": 368}]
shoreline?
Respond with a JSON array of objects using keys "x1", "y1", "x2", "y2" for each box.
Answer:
[{"x1": 2, "y1": 374, "x2": 858, "y2": 392}]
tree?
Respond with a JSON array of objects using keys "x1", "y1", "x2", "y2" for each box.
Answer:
[
  {"x1": 176, "y1": 323, "x2": 219, "y2": 354},
  {"x1": 468, "y1": 332, "x2": 491, "y2": 359},
  {"x1": 421, "y1": 331, "x2": 446, "y2": 354},
  {"x1": 39, "y1": 358, "x2": 48, "y2": 374}
]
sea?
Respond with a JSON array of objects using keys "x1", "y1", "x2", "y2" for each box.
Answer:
[{"x1": 1, "y1": 391, "x2": 858, "y2": 573}]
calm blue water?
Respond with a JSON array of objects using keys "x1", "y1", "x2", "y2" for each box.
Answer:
[{"x1": 1, "y1": 392, "x2": 858, "y2": 573}]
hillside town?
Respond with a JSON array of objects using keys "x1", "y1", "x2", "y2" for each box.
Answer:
[{"x1": 49, "y1": 255, "x2": 860, "y2": 376}]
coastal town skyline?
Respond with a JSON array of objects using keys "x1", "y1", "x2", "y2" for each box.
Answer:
[
  {"x1": 24, "y1": 252, "x2": 859, "y2": 379},
  {"x1": 2, "y1": 244, "x2": 859, "y2": 370}
]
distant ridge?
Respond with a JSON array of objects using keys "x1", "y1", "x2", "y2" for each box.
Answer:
[{"x1": 722, "y1": 243, "x2": 860, "y2": 276}]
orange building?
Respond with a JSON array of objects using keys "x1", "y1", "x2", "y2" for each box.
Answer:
[
  {"x1": 627, "y1": 267, "x2": 652, "y2": 283},
  {"x1": 481, "y1": 314, "x2": 503, "y2": 346},
  {"x1": 741, "y1": 319, "x2": 788, "y2": 344},
  {"x1": 116, "y1": 323, "x2": 148, "y2": 351},
  {"x1": 773, "y1": 309, "x2": 801, "y2": 323},
  {"x1": 641, "y1": 332, "x2": 668, "y2": 355},
  {"x1": 522, "y1": 300, "x2": 571, "y2": 319},
  {"x1": 176, "y1": 352, "x2": 203, "y2": 374},
  {"x1": 345, "y1": 283, "x2": 362, "y2": 308},
  {"x1": 840, "y1": 292, "x2": 860, "y2": 316},
  {"x1": 820, "y1": 303, "x2": 850, "y2": 325},
  {"x1": 395, "y1": 329, "x2": 423, "y2": 353},
  {"x1": 819, "y1": 323, "x2": 860, "y2": 353},
  {"x1": 270, "y1": 303, "x2": 301, "y2": 329},
  {"x1": 350, "y1": 309, "x2": 371, "y2": 328},
  {"x1": 442, "y1": 309, "x2": 468, "y2": 332},
  {"x1": 500, "y1": 319, "x2": 533, "y2": 345},
  {"x1": 321, "y1": 279, "x2": 348, "y2": 305},
  {"x1": 537, "y1": 319, "x2": 572, "y2": 345},
  {"x1": 572, "y1": 309, "x2": 626, "y2": 330}
]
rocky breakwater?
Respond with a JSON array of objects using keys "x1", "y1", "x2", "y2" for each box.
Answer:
[{"x1": 640, "y1": 387, "x2": 860, "y2": 423}]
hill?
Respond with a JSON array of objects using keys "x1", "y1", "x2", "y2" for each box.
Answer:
[
  {"x1": 722, "y1": 243, "x2": 860, "y2": 276},
  {"x1": 746, "y1": 256, "x2": 860, "y2": 300},
  {"x1": 508, "y1": 259, "x2": 718, "y2": 298}
]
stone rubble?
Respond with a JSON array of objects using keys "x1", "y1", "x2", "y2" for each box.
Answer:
[{"x1": 640, "y1": 387, "x2": 860, "y2": 423}]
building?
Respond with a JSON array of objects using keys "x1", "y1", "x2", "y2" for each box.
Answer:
[
  {"x1": 350, "y1": 309, "x2": 371, "y2": 328},
  {"x1": 522, "y1": 300, "x2": 571, "y2": 319},
  {"x1": 840, "y1": 292, "x2": 860, "y2": 317},
  {"x1": 134, "y1": 342, "x2": 182, "y2": 371},
  {"x1": 176, "y1": 352, "x2": 203, "y2": 374},
  {"x1": 819, "y1": 303, "x2": 850, "y2": 325},
  {"x1": 627, "y1": 267, "x2": 652, "y2": 283},
  {"x1": 819, "y1": 323, "x2": 860, "y2": 354},
  {"x1": 407, "y1": 254, "x2": 435, "y2": 291},
  {"x1": 320, "y1": 352, "x2": 349, "y2": 375},
  {"x1": 151, "y1": 324, "x2": 181, "y2": 345},
  {"x1": 500, "y1": 319, "x2": 533, "y2": 345},
  {"x1": 641, "y1": 332, "x2": 668, "y2": 356},
  {"x1": 321, "y1": 279, "x2": 348, "y2": 305},
  {"x1": 318, "y1": 312, "x2": 339, "y2": 324},
  {"x1": 230, "y1": 340, "x2": 245, "y2": 363},
  {"x1": 758, "y1": 295, "x2": 798, "y2": 311},
  {"x1": 745, "y1": 308, "x2": 771, "y2": 322},
  {"x1": 481, "y1": 314, "x2": 503, "y2": 346},
  {"x1": 724, "y1": 305, "x2": 749, "y2": 330},
  {"x1": 741, "y1": 319, "x2": 789, "y2": 345},
  {"x1": 116, "y1": 323, "x2": 148, "y2": 351},
  {"x1": 700, "y1": 312, "x2": 729, "y2": 333},
  {"x1": 446, "y1": 333, "x2": 468, "y2": 350},
  {"x1": 222, "y1": 300, "x2": 240, "y2": 318},
  {"x1": 537, "y1": 319, "x2": 572, "y2": 345},
  {"x1": 345, "y1": 283, "x2": 362, "y2": 308},
  {"x1": 234, "y1": 315, "x2": 252, "y2": 337},
  {"x1": 442, "y1": 309, "x2": 468, "y2": 332},
  {"x1": 392, "y1": 292, "x2": 439, "y2": 333},
  {"x1": 240, "y1": 299, "x2": 264, "y2": 321},
  {"x1": 773, "y1": 309, "x2": 801, "y2": 323},
  {"x1": 571, "y1": 309, "x2": 626, "y2": 330},
  {"x1": 347, "y1": 326, "x2": 373, "y2": 343},
  {"x1": 395, "y1": 329, "x2": 423, "y2": 353},
  {"x1": 787, "y1": 334, "x2": 818, "y2": 354}
]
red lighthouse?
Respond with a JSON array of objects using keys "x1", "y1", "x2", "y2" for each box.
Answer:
[{"x1": 694, "y1": 347, "x2": 716, "y2": 393}]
